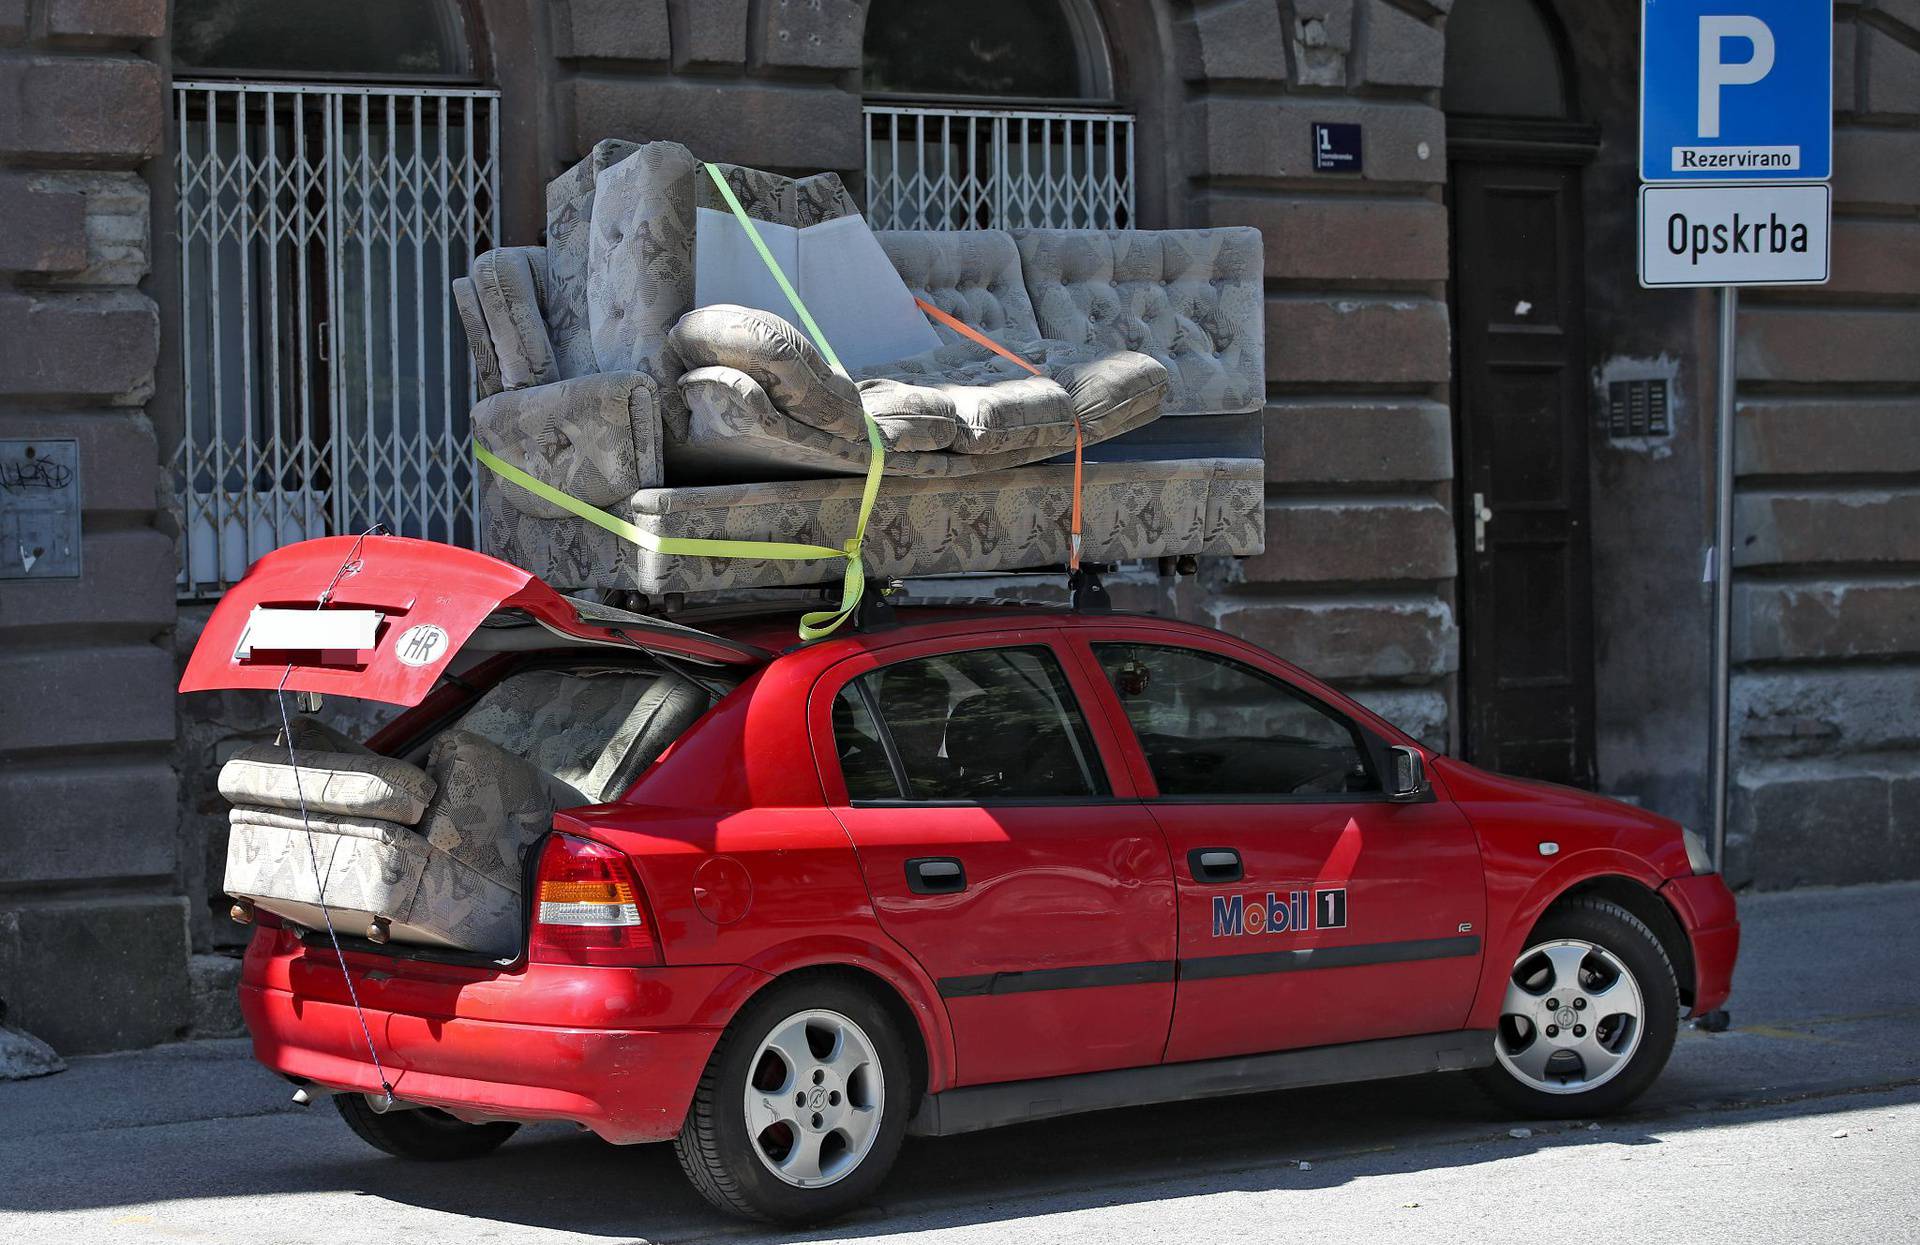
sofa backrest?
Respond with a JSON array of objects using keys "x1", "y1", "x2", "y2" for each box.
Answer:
[
  {"x1": 546, "y1": 138, "x2": 642, "y2": 379},
  {"x1": 874, "y1": 230, "x2": 1044, "y2": 346},
  {"x1": 1013, "y1": 228, "x2": 1265, "y2": 419}
]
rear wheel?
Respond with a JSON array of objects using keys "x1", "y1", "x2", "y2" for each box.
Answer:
[
  {"x1": 1474, "y1": 896, "x2": 1680, "y2": 1118},
  {"x1": 674, "y1": 977, "x2": 911, "y2": 1223},
  {"x1": 334, "y1": 1093, "x2": 519, "y2": 1160}
]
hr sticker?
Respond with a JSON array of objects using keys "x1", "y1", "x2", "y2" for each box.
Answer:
[{"x1": 395, "y1": 623, "x2": 449, "y2": 667}]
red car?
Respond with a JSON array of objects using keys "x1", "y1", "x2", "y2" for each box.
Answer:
[{"x1": 183, "y1": 538, "x2": 1739, "y2": 1224}]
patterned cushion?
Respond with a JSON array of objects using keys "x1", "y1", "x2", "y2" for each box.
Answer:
[
  {"x1": 697, "y1": 162, "x2": 860, "y2": 226},
  {"x1": 585, "y1": 140, "x2": 703, "y2": 385},
  {"x1": 472, "y1": 370, "x2": 664, "y2": 518},
  {"x1": 479, "y1": 456, "x2": 1264, "y2": 594},
  {"x1": 875, "y1": 230, "x2": 1042, "y2": 344},
  {"x1": 1014, "y1": 228, "x2": 1265, "y2": 417},
  {"x1": 452, "y1": 276, "x2": 503, "y2": 399},
  {"x1": 219, "y1": 745, "x2": 438, "y2": 826},
  {"x1": 547, "y1": 139, "x2": 642, "y2": 379},
  {"x1": 452, "y1": 668, "x2": 702, "y2": 803},
  {"x1": 670, "y1": 304, "x2": 866, "y2": 439},
  {"x1": 416, "y1": 729, "x2": 580, "y2": 894},
  {"x1": 469, "y1": 247, "x2": 558, "y2": 390}
]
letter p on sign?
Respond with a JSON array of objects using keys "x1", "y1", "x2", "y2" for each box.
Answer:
[{"x1": 1698, "y1": 16, "x2": 1774, "y2": 137}]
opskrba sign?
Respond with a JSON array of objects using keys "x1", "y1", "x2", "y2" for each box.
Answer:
[{"x1": 1638, "y1": 183, "x2": 1830, "y2": 287}]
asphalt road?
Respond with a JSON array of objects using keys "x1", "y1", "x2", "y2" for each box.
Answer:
[{"x1": 4, "y1": 881, "x2": 1917, "y2": 1245}]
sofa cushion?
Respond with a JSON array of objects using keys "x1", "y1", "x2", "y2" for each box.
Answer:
[
  {"x1": 417, "y1": 729, "x2": 579, "y2": 892},
  {"x1": 546, "y1": 138, "x2": 641, "y2": 379},
  {"x1": 670, "y1": 304, "x2": 867, "y2": 439},
  {"x1": 875, "y1": 230, "x2": 1042, "y2": 345},
  {"x1": 1015, "y1": 228, "x2": 1265, "y2": 417},
  {"x1": 470, "y1": 247, "x2": 559, "y2": 390},
  {"x1": 220, "y1": 744, "x2": 438, "y2": 826},
  {"x1": 585, "y1": 140, "x2": 703, "y2": 385}
]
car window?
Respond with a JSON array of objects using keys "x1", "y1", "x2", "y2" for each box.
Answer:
[
  {"x1": 1093, "y1": 644, "x2": 1378, "y2": 798},
  {"x1": 833, "y1": 646, "x2": 1108, "y2": 801}
]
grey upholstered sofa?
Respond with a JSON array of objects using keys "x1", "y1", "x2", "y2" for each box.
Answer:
[{"x1": 453, "y1": 139, "x2": 1267, "y2": 595}]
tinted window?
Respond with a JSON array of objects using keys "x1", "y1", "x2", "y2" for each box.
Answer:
[
  {"x1": 834, "y1": 647, "x2": 1107, "y2": 801},
  {"x1": 1094, "y1": 645, "x2": 1377, "y2": 798}
]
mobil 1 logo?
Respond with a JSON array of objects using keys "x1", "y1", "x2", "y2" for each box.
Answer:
[{"x1": 1639, "y1": 182, "x2": 1829, "y2": 287}]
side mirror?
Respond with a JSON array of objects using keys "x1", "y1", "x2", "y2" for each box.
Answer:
[{"x1": 1388, "y1": 745, "x2": 1431, "y2": 802}]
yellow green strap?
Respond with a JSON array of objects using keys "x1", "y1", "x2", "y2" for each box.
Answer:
[{"x1": 474, "y1": 163, "x2": 889, "y2": 642}]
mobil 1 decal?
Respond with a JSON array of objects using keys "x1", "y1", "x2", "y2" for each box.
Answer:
[{"x1": 1211, "y1": 887, "x2": 1348, "y2": 938}]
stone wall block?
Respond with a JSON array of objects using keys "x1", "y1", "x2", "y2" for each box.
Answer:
[
  {"x1": 1735, "y1": 580, "x2": 1920, "y2": 662},
  {"x1": 1835, "y1": 20, "x2": 1858, "y2": 115},
  {"x1": 1186, "y1": 97, "x2": 1444, "y2": 183},
  {"x1": 1267, "y1": 296, "x2": 1450, "y2": 385},
  {"x1": 1209, "y1": 595, "x2": 1457, "y2": 680},
  {"x1": 1738, "y1": 308, "x2": 1920, "y2": 385},
  {"x1": 554, "y1": 0, "x2": 670, "y2": 60},
  {"x1": 679, "y1": 0, "x2": 750, "y2": 67},
  {"x1": 1293, "y1": 0, "x2": 1354, "y2": 86},
  {"x1": 1203, "y1": 194, "x2": 1447, "y2": 282},
  {"x1": 1734, "y1": 668, "x2": 1920, "y2": 759},
  {"x1": 1733, "y1": 490, "x2": 1920, "y2": 568},
  {"x1": 1826, "y1": 219, "x2": 1920, "y2": 297},
  {"x1": 45, "y1": 0, "x2": 167, "y2": 42},
  {"x1": 0, "y1": 527, "x2": 175, "y2": 633},
  {"x1": 1834, "y1": 126, "x2": 1920, "y2": 209},
  {"x1": 0, "y1": 290, "x2": 158, "y2": 402},
  {"x1": 1265, "y1": 400, "x2": 1452, "y2": 483},
  {"x1": 0, "y1": 762, "x2": 178, "y2": 885},
  {"x1": 1358, "y1": 0, "x2": 1443, "y2": 88},
  {"x1": 5, "y1": 411, "x2": 159, "y2": 513},
  {"x1": 18, "y1": 170, "x2": 149, "y2": 285},
  {"x1": 759, "y1": 0, "x2": 863, "y2": 69},
  {"x1": 1176, "y1": 0, "x2": 1289, "y2": 83},
  {"x1": 569, "y1": 79, "x2": 862, "y2": 172},
  {"x1": 0, "y1": 173, "x2": 88, "y2": 273},
  {"x1": 1730, "y1": 770, "x2": 1903, "y2": 888},
  {"x1": 0, "y1": 0, "x2": 25, "y2": 42},
  {"x1": 0, "y1": 897, "x2": 191, "y2": 1053},
  {"x1": 1860, "y1": 24, "x2": 1920, "y2": 117},
  {"x1": 0, "y1": 56, "x2": 162, "y2": 163},
  {"x1": 1243, "y1": 498, "x2": 1457, "y2": 583},
  {"x1": 0, "y1": 643, "x2": 175, "y2": 754},
  {"x1": 1736, "y1": 399, "x2": 1920, "y2": 477}
]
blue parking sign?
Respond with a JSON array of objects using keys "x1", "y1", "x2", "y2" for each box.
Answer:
[{"x1": 1641, "y1": 0, "x2": 1832, "y2": 182}]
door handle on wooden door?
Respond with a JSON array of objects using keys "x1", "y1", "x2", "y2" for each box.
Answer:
[{"x1": 1472, "y1": 492, "x2": 1494, "y2": 553}]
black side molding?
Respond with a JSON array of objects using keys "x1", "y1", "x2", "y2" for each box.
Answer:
[{"x1": 906, "y1": 1030, "x2": 1495, "y2": 1138}]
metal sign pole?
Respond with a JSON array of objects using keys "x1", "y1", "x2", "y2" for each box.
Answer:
[{"x1": 1709, "y1": 285, "x2": 1738, "y2": 869}]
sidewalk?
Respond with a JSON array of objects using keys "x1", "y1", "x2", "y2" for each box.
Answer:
[{"x1": 3, "y1": 881, "x2": 1917, "y2": 1244}]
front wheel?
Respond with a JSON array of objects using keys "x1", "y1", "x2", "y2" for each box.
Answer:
[
  {"x1": 1474, "y1": 896, "x2": 1680, "y2": 1118},
  {"x1": 674, "y1": 977, "x2": 912, "y2": 1223}
]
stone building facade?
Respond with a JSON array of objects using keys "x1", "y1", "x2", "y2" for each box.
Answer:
[{"x1": 1, "y1": 0, "x2": 1916, "y2": 1053}]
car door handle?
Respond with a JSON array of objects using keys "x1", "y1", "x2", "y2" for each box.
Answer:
[
  {"x1": 1188, "y1": 848, "x2": 1243, "y2": 883},
  {"x1": 905, "y1": 857, "x2": 966, "y2": 895}
]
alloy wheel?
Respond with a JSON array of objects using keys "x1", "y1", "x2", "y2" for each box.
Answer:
[
  {"x1": 742, "y1": 1008, "x2": 885, "y2": 1188},
  {"x1": 1494, "y1": 938, "x2": 1646, "y2": 1094}
]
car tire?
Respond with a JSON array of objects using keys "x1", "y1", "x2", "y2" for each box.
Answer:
[
  {"x1": 674, "y1": 976, "x2": 913, "y2": 1224},
  {"x1": 1473, "y1": 896, "x2": 1680, "y2": 1119},
  {"x1": 333, "y1": 1093, "x2": 520, "y2": 1160}
]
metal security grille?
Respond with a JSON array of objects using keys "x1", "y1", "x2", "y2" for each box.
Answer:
[
  {"x1": 864, "y1": 104, "x2": 1134, "y2": 230},
  {"x1": 172, "y1": 81, "x2": 500, "y2": 596}
]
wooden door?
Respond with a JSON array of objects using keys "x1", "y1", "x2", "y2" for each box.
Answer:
[{"x1": 1450, "y1": 160, "x2": 1596, "y2": 786}]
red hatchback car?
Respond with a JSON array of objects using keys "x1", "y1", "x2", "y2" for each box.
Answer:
[{"x1": 183, "y1": 537, "x2": 1739, "y2": 1223}]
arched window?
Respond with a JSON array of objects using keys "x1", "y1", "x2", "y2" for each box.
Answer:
[
  {"x1": 861, "y1": 0, "x2": 1132, "y2": 230},
  {"x1": 862, "y1": 0, "x2": 1110, "y2": 101},
  {"x1": 172, "y1": 0, "x2": 475, "y2": 81},
  {"x1": 1443, "y1": 0, "x2": 1574, "y2": 118}
]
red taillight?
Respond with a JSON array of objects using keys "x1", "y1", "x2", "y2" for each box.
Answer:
[{"x1": 528, "y1": 834, "x2": 661, "y2": 966}]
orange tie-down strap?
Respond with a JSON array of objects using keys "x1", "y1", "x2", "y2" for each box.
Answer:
[{"x1": 913, "y1": 296, "x2": 1084, "y2": 570}]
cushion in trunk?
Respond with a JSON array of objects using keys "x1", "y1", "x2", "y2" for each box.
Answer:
[{"x1": 218, "y1": 745, "x2": 437, "y2": 825}]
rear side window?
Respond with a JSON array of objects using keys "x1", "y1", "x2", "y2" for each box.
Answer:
[
  {"x1": 832, "y1": 646, "x2": 1107, "y2": 802},
  {"x1": 1093, "y1": 644, "x2": 1377, "y2": 798}
]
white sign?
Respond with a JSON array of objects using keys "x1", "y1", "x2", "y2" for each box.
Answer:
[
  {"x1": 233, "y1": 607, "x2": 383, "y2": 659},
  {"x1": 1638, "y1": 183, "x2": 1830, "y2": 287}
]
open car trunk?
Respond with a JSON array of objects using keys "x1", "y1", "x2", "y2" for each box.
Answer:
[{"x1": 182, "y1": 536, "x2": 765, "y2": 958}]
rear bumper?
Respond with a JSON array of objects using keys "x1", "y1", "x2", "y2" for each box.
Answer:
[
  {"x1": 1660, "y1": 873, "x2": 1740, "y2": 1015},
  {"x1": 241, "y1": 931, "x2": 769, "y2": 1144},
  {"x1": 243, "y1": 985, "x2": 715, "y2": 1143}
]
